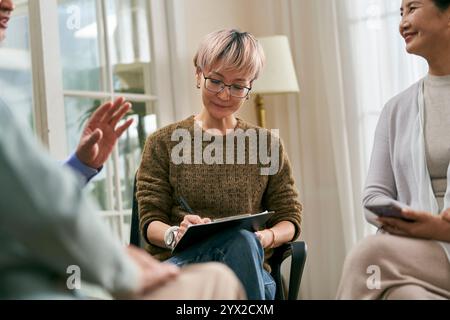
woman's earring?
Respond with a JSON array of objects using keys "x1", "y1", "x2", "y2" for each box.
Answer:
[{"x1": 196, "y1": 83, "x2": 201, "y2": 89}]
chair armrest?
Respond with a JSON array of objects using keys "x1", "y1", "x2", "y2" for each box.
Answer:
[
  {"x1": 268, "y1": 241, "x2": 307, "y2": 300},
  {"x1": 130, "y1": 175, "x2": 141, "y2": 247}
]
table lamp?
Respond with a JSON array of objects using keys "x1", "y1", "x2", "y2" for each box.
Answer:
[{"x1": 251, "y1": 35, "x2": 299, "y2": 128}]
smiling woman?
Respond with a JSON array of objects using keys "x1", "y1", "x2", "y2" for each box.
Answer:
[
  {"x1": 400, "y1": 0, "x2": 450, "y2": 72},
  {"x1": 337, "y1": 0, "x2": 450, "y2": 300},
  {"x1": 0, "y1": 0, "x2": 14, "y2": 41}
]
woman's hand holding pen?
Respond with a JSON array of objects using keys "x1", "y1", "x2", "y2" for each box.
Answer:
[
  {"x1": 176, "y1": 215, "x2": 211, "y2": 242},
  {"x1": 176, "y1": 196, "x2": 211, "y2": 242}
]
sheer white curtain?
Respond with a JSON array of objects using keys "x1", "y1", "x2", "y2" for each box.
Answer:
[
  {"x1": 264, "y1": 0, "x2": 354, "y2": 299},
  {"x1": 338, "y1": 0, "x2": 427, "y2": 172},
  {"x1": 269, "y1": 0, "x2": 427, "y2": 299}
]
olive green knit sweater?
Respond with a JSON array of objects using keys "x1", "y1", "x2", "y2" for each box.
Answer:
[{"x1": 137, "y1": 116, "x2": 302, "y2": 262}]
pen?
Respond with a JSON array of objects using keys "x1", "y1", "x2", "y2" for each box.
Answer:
[{"x1": 178, "y1": 196, "x2": 194, "y2": 214}]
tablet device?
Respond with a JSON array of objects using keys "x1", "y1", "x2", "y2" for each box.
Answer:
[{"x1": 365, "y1": 204, "x2": 413, "y2": 222}]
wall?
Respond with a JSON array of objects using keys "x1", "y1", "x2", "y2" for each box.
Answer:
[{"x1": 167, "y1": 0, "x2": 280, "y2": 124}]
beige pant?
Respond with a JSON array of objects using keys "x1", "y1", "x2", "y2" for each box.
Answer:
[
  {"x1": 143, "y1": 262, "x2": 246, "y2": 300},
  {"x1": 336, "y1": 234, "x2": 450, "y2": 300}
]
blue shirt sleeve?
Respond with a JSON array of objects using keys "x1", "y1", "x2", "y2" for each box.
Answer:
[{"x1": 65, "y1": 153, "x2": 102, "y2": 184}]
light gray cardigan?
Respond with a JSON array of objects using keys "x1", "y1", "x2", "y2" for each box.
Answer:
[{"x1": 363, "y1": 79, "x2": 450, "y2": 261}]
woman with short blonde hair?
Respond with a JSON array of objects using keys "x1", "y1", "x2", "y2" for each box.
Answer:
[{"x1": 137, "y1": 29, "x2": 302, "y2": 300}]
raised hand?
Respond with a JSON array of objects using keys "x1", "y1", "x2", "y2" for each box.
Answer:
[{"x1": 76, "y1": 97, "x2": 134, "y2": 169}]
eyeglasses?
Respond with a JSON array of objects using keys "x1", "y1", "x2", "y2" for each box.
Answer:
[{"x1": 203, "y1": 74, "x2": 252, "y2": 98}]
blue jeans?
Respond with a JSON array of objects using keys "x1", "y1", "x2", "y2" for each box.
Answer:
[{"x1": 166, "y1": 229, "x2": 276, "y2": 300}]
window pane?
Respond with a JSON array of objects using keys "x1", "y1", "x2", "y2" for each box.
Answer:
[
  {"x1": 341, "y1": 0, "x2": 428, "y2": 170},
  {"x1": 0, "y1": 1, "x2": 34, "y2": 131},
  {"x1": 58, "y1": 0, "x2": 103, "y2": 91},
  {"x1": 118, "y1": 101, "x2": 157, "y2": 209},
  {"x1": 57, "y1": 0, "x2": 160, "y2": 242},
  {"x1": 106, "y1": 0, "x2": 154, "y2": 94}
]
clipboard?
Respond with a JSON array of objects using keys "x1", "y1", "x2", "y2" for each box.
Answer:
[{"x1": 172, "y1": 211, "x2": 273, "y2": 254}]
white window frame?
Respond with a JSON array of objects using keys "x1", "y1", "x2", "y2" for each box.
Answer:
[
  {"x1": 26, "y1": 0, "x2": 177, "y2": 244},
  {"x1": 28, "y1": 0, "x2": 67, "y2": 159}
]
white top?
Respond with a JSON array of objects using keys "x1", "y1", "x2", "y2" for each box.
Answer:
[{"x1": 424, "y1": 74, "x2": 450, "y2": 211}]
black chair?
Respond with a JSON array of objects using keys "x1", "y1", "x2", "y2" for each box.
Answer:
[{"x1": 130, "y1": 176, "x2": 307, "y2": 300}]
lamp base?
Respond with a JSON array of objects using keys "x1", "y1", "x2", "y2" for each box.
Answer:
[{"x1": 255, "y1": 94, "x2": 266, "y2": 128}]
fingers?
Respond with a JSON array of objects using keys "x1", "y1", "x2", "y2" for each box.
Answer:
[
  {"x1": 112, "y1": 96, "x2": 126, "y2": 109},
  {"x1": 115, "y1": 118, "x2": 134, "y2": 138},
  {"x1": 176, "y1": 230, "x2": 184, "y2": 242},
  {"x1": 83, "y1": 129, "x2": 103, "y2": 148},
  {"x1": 179, "y1": 215, "x2": 204, "y2": 231},
  {"x1": 401, "y1": 208, "x2": 426, "y2": 221},
  {"x1": 440, "y1": 209, "x2": 450, "y2": 222},
  {"x1": 443, "y1": 212, "x2": 450, "y2": 222},
  {"x1": 184, "y1": 215, "x2": 205, "y2": 225},
  {"x1": 109, "y1": 102, "x2": 132, "y2": 128},
  {"x1": 180, "y1": 220, "x2": 191, "y2": 230},
  {"x1": 99, "y1": 97, "x2": 126, "y2": 123},
  {"x1": 89, "y1": 101, "x2": 114, "y2": 124},
  {"x1": 381, "y1": 225, "x2": 409, "y2": 237},
  {"x1": 378, "y1": 217, "x2": 412, "y2": 231},
  {"x1": 177, "y1": 215, "x2": 209, "y2": 242},
  {"x1": 177, "y1": 220, "x2": 191, "y2": 241},
  {"x1": 254, "y1": 230, "x2": 273, "y2": 248},
  {"x1": 378, "y1": 216, "x2": 418, "y2": 238}
]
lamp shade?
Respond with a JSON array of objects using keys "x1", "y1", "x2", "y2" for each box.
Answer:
[{"x1": 251, "y1": 35, "x2": 299, "y2": 95}]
